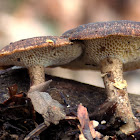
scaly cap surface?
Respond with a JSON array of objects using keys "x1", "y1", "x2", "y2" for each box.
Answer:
[
  {"x1": 0, "y1": 36, "x2": 72, "y2": 55},
  {"x1": 62, "y1": 20, "x2": 140, "y2": 40}
]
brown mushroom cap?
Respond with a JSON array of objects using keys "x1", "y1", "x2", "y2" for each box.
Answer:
[
  {"x1": 62, "y1": 20, "x2": 140, "y2": 71},
  {"x1": 0, "y1": 36, "x2": 82, "y2": 67},
  {"x1": 62, "y1": 20, "x2": 140, "y2": 39}
]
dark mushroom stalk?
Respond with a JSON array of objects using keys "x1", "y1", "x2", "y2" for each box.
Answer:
[{"x1": 62, "y1": 20, "x2": 140, "y2": 134}]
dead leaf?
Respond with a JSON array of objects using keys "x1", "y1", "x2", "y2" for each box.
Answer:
[{"x1": 77, "y1": 104, "x2": 102, "y2": 140}]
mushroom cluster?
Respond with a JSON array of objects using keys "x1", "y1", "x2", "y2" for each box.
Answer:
[{"x1": 0, "y1": 20, "x2": 139, "y2": 134}]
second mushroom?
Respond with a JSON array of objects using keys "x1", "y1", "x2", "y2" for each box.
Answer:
[{"x1": 62, "y1": 20, "x2": 140, "y2": 134}]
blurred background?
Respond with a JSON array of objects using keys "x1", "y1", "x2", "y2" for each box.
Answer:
[{"x1": 0, "y1": 0, "x2": 140, "y2": 95}]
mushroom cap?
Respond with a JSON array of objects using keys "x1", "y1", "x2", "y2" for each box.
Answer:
[
  {"x1": 62, "y1": 20, "x2": 140, "y2": 71},
  {"x1": 0, "y1": 36, "x2": 82, "y2": 67},
  {"x1": 62, "y1": 20, "x2": 140, "y2": 39}
]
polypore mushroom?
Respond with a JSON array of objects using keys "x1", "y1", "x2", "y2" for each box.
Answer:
[
  {"x1": 0, "y1": 36, "x2": 82, "y2": 123},
  {"x1": 0, "y1": 36, "x2": 82, "y2": 85},
  {"x1": 62, "y1": 20, "x2": 140, "y2": 134}
]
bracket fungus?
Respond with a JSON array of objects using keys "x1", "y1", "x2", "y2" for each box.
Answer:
[
  {"x1": 0, "y1": 36, "x2": 82, "y2": 123},
  {"x1": 62, "y1": 20, "x2": 140, "y2": 134}
]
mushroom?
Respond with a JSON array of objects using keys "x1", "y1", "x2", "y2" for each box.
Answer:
[
  {"x1": 62, "y1": 20, "x2": 140, "y2": 134},
  {"x1": 0, "y1": 36, "x2": 82, "y2": 85},
  {"x1": 0, "y1": 36, "x2": 82, "y2": 123}
]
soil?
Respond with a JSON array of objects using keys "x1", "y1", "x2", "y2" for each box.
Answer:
[{"x1": 0, "y1": 68, "x2": 140, "y2": 140}]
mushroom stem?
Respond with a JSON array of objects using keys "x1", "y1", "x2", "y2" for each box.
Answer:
[
  {"x1": 100, "y1": 58, "x2": 137, "y2": 134},
  {"x1": 28, "y1": 65, "x2": 45, "y2": 86}
]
